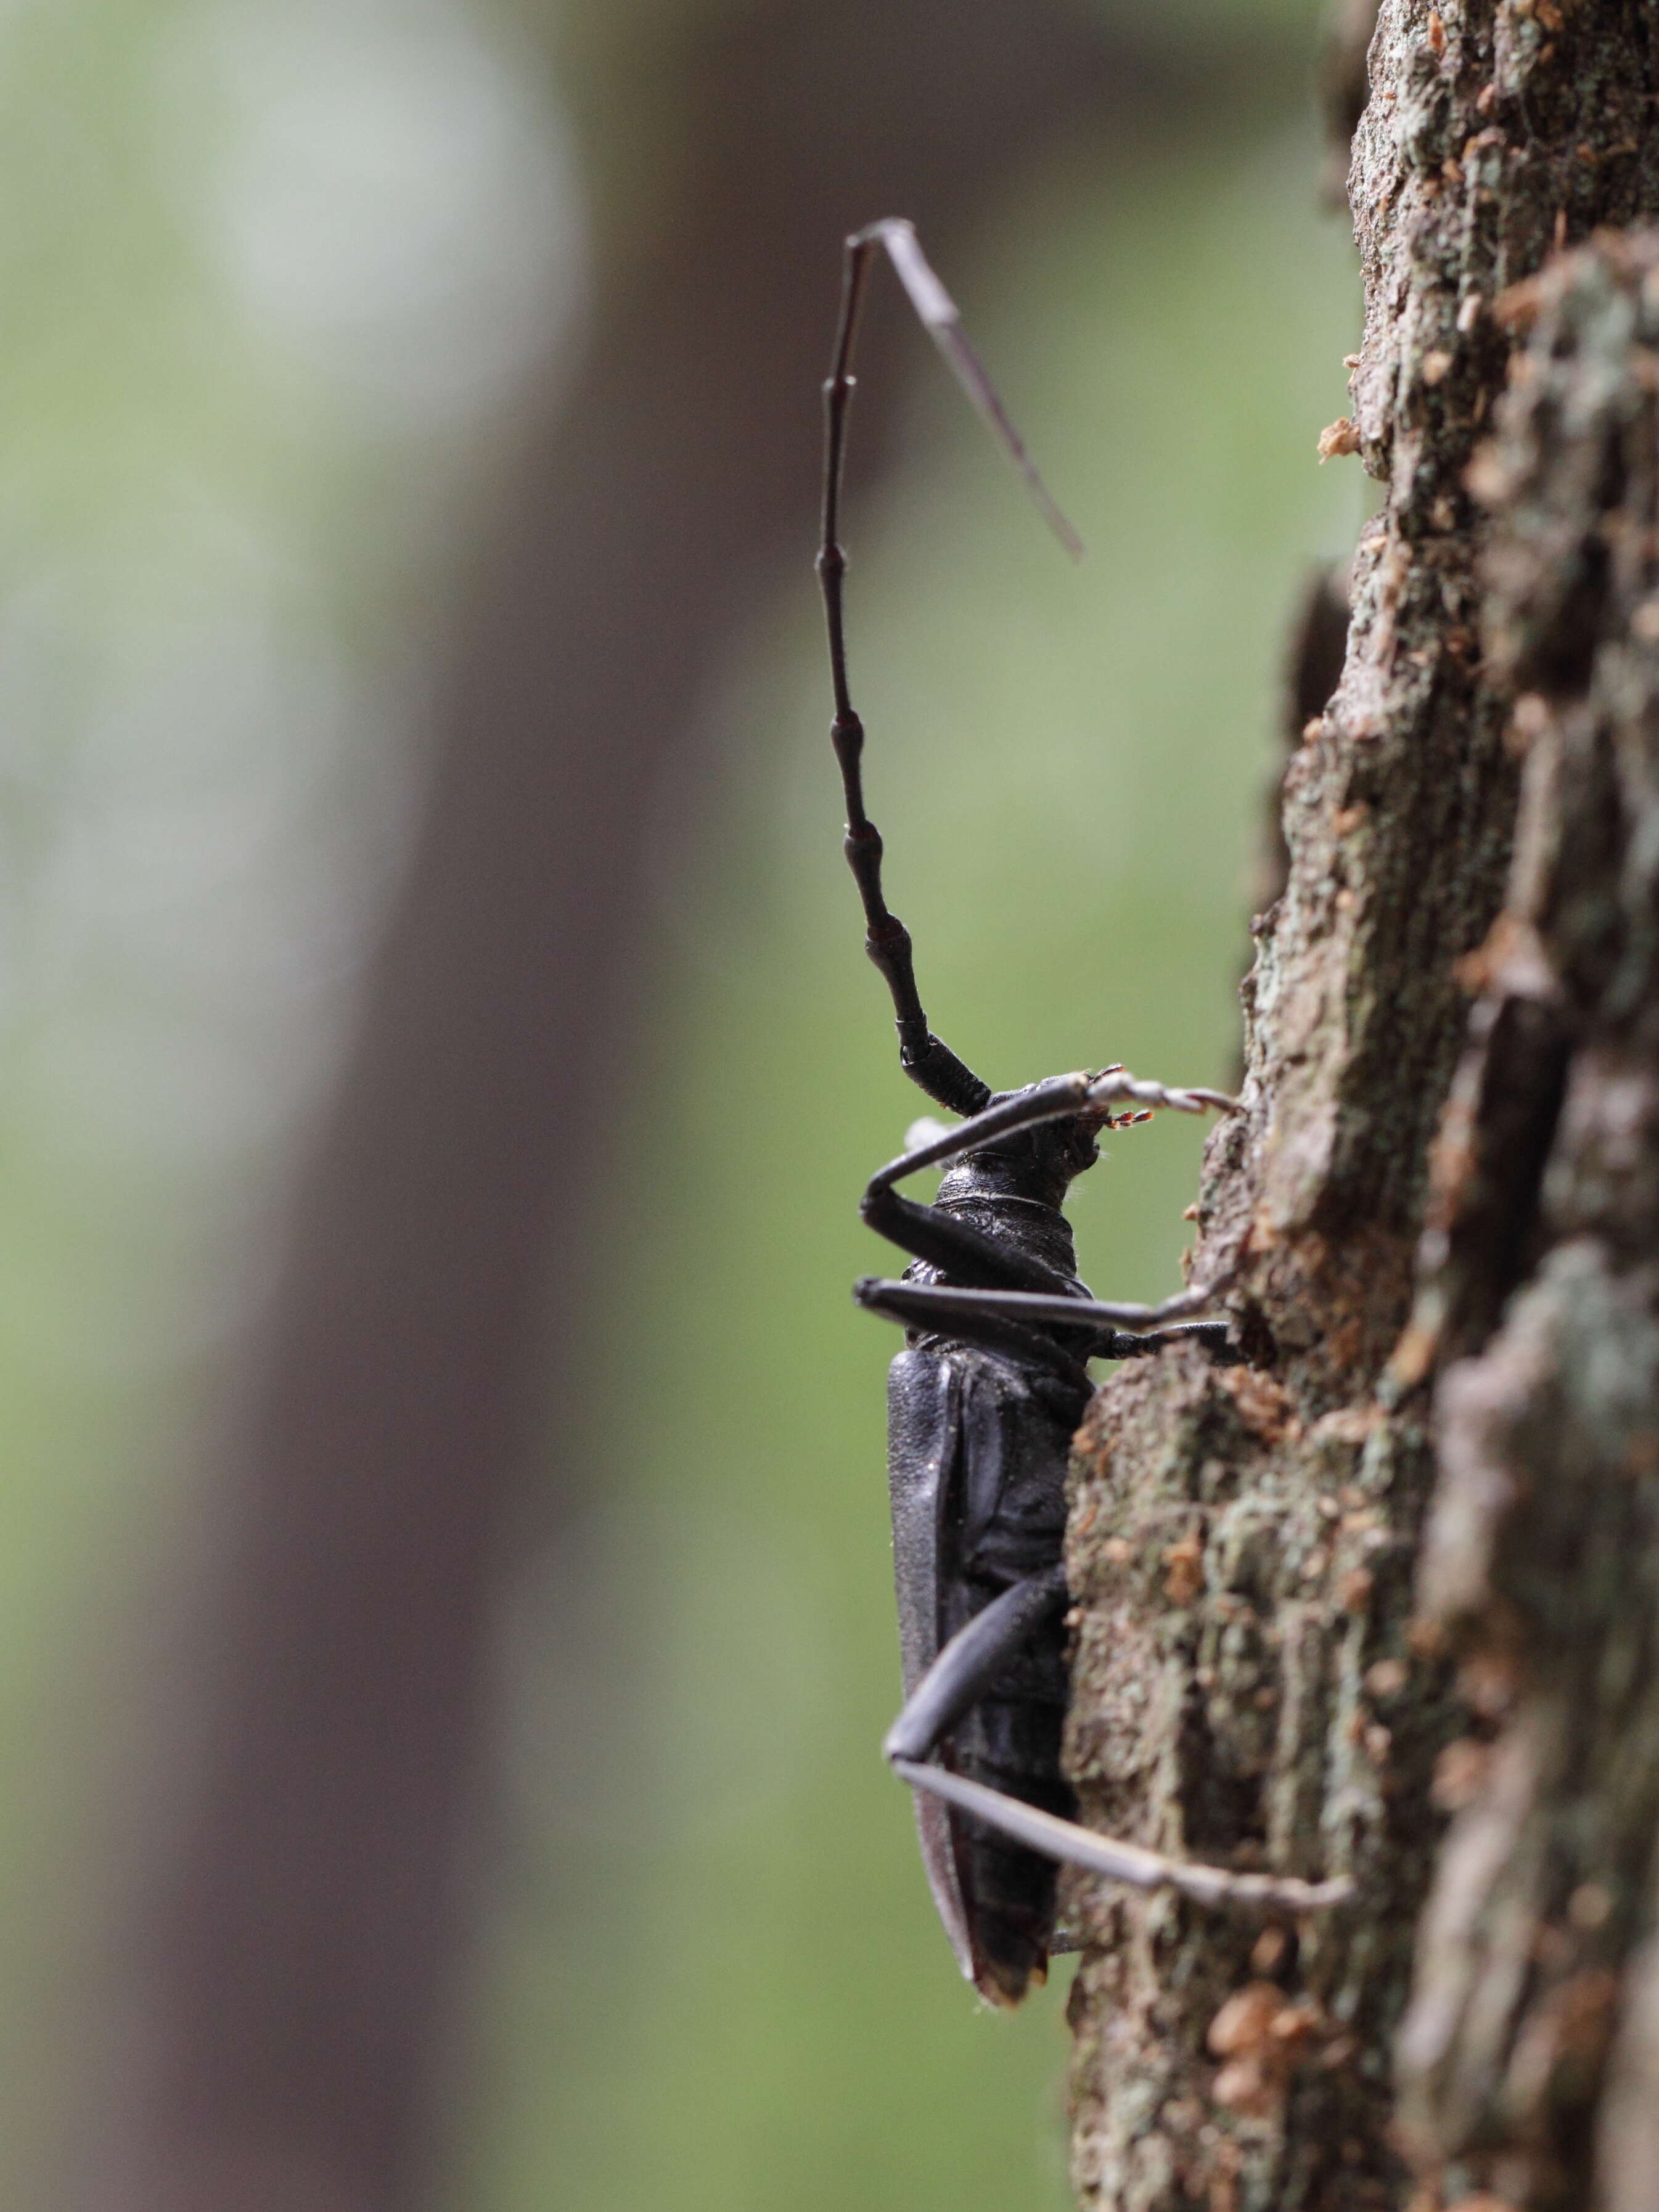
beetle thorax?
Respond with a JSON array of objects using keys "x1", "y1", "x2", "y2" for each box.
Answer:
[
  {"x1": 934, "y1": 1104, "x2": 1099, "y2": 1212},
  {"x1": 930, "y1": 1109, "x2": 1097, "y2": 1285}
]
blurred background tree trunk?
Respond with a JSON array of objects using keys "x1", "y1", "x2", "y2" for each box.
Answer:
[
  {"x1": 87, "y1": 4, "x2": 1242, "y2": 2210},
  {"x1": 0, "y1": 0, "x2": 1492, "y2": 2202},
  {"x1": 1065, "y1": 6, "x2": 1659, "y2": 2208}
]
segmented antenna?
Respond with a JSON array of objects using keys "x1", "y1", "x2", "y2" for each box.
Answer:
[{"x1": 814, "y1": 219, "x2": 1080, "y2": 1119}]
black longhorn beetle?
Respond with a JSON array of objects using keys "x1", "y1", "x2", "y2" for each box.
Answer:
[{"x1": 815, "y1": 219, "x2": 1350, "y2": 2007}]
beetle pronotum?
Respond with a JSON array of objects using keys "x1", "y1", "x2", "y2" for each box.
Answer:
[{"x1": 816, "y1": 219, "x2": 1350, "y2": 2005}]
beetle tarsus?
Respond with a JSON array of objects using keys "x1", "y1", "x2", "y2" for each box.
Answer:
[{"x1": 891, "y1": 1759, "x2": 1353, "y2": 1915}]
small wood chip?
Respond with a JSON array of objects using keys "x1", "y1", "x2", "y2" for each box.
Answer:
[
  {"x1": 1250, "y1": 1926, "x2": 1288, "y2": 1976},
  {"x1": 1493, "y1": 274, "x2": 1544, "y2": 330},
  {"x1": 1568, "y1": 1882, "x2": 1612, "y2": 1932},
  {"x1": 1163, "y1": 1530, "x2": 1204, "y2": 1606},
  {"x1": 1432, "y1": 1737, "x2": 1492, "y2": 1811},
  {"x1": 1208, "y1": 1983, "x2": 1283, "y2": 2058},
  {"x1": 1337, "y1": 1567, "x2": 1375, "y2": 1615}
]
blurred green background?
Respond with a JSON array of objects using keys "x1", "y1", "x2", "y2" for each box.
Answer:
[{"x1": 0, "y1": 0, "x2": 1363, "y2": 2204}]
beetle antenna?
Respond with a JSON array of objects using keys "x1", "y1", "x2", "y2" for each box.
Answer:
[
  {"x1": 865, "y1": 219, "x2": 1083, "y2": 562},
  {"x1": 815, "y1": 221, "x2": 1078, "y2": 1120}
]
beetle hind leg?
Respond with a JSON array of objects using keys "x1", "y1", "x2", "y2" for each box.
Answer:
[
  {"x1": 888, "y1": 1568, "x2": 1354, "y2": 1925},
  {"x1": 891, "y1": 1759, "x2": 1354, "y2": 1917},
  {"x1": 884, "y1": 1568, "x2": 1071, "y2": 2004}
]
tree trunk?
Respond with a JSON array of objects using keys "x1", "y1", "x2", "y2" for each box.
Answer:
[{"x1": 1063, "y1": 7, "x2": 1659, "y2": 2209}]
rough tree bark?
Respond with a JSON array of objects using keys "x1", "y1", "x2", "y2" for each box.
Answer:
[
  {"x1": 1063, "y1": 7, "x2": 1659, "y2": 2210},
  {"x1": 1398, "y1": 224, "x2": 1659, "y2": 2212}
]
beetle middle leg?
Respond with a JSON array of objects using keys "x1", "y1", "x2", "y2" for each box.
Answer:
[{"x1": 853, "y1": 1277, "x2": 1242, "y2": 1359}]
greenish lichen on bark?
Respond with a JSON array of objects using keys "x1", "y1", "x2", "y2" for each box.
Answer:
[
  {"x1": 1063, "y1": 7, "x2": 1659, "y2": 2209},
  {"x1": 1398, "y1": 228, "x2": 1659, "y2": 2212}
]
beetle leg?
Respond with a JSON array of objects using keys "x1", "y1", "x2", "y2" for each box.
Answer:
[
  {"x1": 860, "y1": 1070, "x2": 1236, "y2": 1298},
  {"x1": 1085, "y1": 1068, "x2": 1239, "y2": 1118},
  {"x1": 857, "y1": 1279, "x2": 1243, "y2": 1367},
  {"x1": 860, "y1": 1073, "x2": 1101, "y2": 1293},
  {"x1": 883, "y1": 1567, "x2": 1070, "y2": 1766},
  {"x1": 854, "y1": 1277, "x2": 1095, "y2": 1391},
  {"x1": 853, "y1": 1276, "x2": 1234, "y2": 1344},
  {"x1": 1108, "y1": 1321, "x2": 1245, "y2": 1366},
  {"x1": 890, "y1": 1761, "x2": 1353, "y2": 1914},
  {"x1": 865, "y1": 1068, "x2": 1235, "y2": 1209},
  {"x1": 861, "y1": 1188, "x2": 1084, "y2": 1296},
  {"x1": 883, "y1": 1567, "x2": 1351, "y2": 1914}
]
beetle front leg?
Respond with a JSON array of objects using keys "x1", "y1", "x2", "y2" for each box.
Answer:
[
  {"x1": 859, "y1": 1068, "x2": 1238, "y2": 1295},
  {"x1": 864, "y1": 1068, "x2": 1237, "y2": 1213}
]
